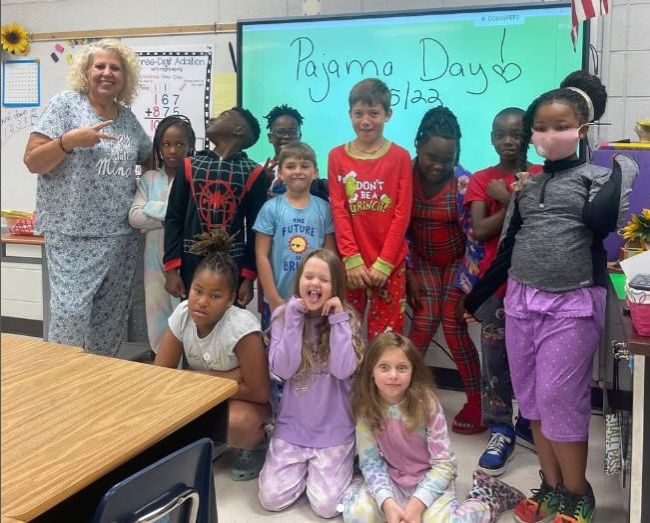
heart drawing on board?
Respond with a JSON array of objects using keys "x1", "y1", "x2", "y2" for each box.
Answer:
[{"x1": 492, "y1": 63, "x2": 522, "y2": 83}]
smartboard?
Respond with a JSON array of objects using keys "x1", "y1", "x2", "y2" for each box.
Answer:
[{"x1": 239, "y1": 4, "x2": 587, "y2": 173}]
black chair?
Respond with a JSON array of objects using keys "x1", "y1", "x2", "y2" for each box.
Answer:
[{"x1": 91, "y1": 438, "x2": 217, "y2": 523}]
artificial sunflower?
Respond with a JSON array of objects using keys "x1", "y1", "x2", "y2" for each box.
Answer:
[
  {"x1": 619, "y1": 208, "x2": 650, "y2": 250},
  {"x1": 636, "y1": 119, "x2": 650, "y2": 142},
  {"x1": 1, "y1": 22, "x2": 30, "y2": 55}
]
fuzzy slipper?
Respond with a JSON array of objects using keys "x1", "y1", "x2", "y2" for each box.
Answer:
[
  {"x1": 452, "y1": 402, "x2": 488, "y2": 435},
  {"x1": 230, "y1": 445, "x2": 267, "y2": 481}
]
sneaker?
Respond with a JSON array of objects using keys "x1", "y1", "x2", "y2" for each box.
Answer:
[
  {"x1": 478, "y1": 424, "x2": 515, "y2": 476},
  {"x1": 515, "y1": 416, "x2": 536, "y2": 451},
  {"x1": 552, "y1": 483, "x2": 595, "y2": 523},
  {"x1": 513, "y1": 471, "x2": 564, "y2": 523}
]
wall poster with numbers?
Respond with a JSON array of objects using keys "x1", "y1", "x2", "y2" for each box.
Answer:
[{"x1": 132, "y1": 45, "x2": 213, "y2": 152}]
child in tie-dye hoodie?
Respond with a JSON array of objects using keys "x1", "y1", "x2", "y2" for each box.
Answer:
[
  {"x1": 342, "y1": 332, "x2": 524, "y2": 523},
  {"x1": 129, "y1": 115, "x2": 195, "y2": 353}
]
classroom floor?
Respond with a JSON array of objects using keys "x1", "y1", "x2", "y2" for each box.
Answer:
[{"x1": 213, "y1": 387, "x2": 627, "y2": 522}]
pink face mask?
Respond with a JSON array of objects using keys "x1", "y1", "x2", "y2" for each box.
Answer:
[{"x1": 531, "y1": 128, "x2": 581, "y2": 161}]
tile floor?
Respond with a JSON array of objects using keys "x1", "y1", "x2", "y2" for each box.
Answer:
[{"x1": 213, "y1": 388, "x2": 627, "y2": 522}]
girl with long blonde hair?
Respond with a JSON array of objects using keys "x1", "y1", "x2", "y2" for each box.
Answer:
[
  {"x1": 258, "y1": 248, "x2": 363, "y2": 518},
  {"x1": 343, "y1": 332, "x2": 525, "y2": 523}
]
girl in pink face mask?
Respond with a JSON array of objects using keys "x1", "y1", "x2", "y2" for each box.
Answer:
[
  {"x1": 530, "y1": 103, "x2": 589, "y2": 162},
  {"x1": 461, "y1": 71, "x2": 639, "y2": 523}
]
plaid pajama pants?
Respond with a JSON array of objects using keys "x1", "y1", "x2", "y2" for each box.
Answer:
[{"x1": 407, "y1": 258, "x2": 481, "y2": 399}]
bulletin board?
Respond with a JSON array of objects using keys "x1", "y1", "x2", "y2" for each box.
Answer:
[{"x1": 0, "y1": 27, "x2": 237, "y2": 213}]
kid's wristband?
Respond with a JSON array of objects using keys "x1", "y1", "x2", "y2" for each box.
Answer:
[
  {"x1": 372, "y1": 258, "x2": 393, "y2": 277},
  {"x1": 343, "y1": 254, "x2": 365, "y2": 271},
  {"x1": 58, "y1": 134, "x2": 73, "y2": 154}
]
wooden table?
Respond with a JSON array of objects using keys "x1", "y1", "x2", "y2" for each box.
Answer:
[
  {"x1": 1, "y1": 334, "x2": 238, "y2": 522},
  {"x1": 1, "y1": 335, "x2": 82, "y2": 382}
]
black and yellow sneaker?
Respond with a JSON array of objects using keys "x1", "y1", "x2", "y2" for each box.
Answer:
[{"x1": 551, "y1": 483, "x2": 595, "y2": 523}]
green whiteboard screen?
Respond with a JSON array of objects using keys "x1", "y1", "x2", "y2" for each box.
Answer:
[{"x1": 238, "y1": 4, "x2": 586, "y2": 173}]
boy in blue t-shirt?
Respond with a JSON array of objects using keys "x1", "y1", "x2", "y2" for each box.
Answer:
[{"x1": 254, "y1": 142, "x2": 336, "y2": 328}]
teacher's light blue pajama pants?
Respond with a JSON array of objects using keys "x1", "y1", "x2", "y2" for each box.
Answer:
[{"x1": 45, "y1": 231, "x2": 140, "y2": 356}]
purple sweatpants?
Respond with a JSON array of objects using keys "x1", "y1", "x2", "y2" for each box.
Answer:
[
  {"x1": 258, "y1": 436, "x2": 355, "y2": 518},
  {"x1": 504, "y1": 278, "x2": 606, "y2": 442}
]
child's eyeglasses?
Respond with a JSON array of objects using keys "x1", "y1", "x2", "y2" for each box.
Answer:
[{"x1": 271, "y1": 128, "x2": 300, "y2": 138}]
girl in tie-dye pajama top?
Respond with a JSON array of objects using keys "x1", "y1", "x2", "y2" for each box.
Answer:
[
  {"x1": 342, "y1": 332, "x2": 524, "y2": 523},
  {"x1": 129, "y1": 115, "x2": 196, "y2": 353}
]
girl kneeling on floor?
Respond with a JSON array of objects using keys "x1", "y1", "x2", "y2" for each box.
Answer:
[{"x1": 258, "y1": 248, "x2": 363, "y2": 518}]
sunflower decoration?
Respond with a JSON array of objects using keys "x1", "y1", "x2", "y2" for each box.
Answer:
[
  {"x1": 635, "y1": 119, "x2": 650, "y2": 142},
  {"x1": 1, "y1": 22, "x2": 30, "y2": 56},
  {"x1": 619, "y1": 208, "x2": 650, "y2": 251}
]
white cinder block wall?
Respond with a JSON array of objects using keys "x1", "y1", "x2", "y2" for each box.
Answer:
[
  {"x1": 1, "y1": 0, "x2": 647, "y2": 364},
  {"x1": 599, "y1": 0, "x2": 650, "y2": 143}
]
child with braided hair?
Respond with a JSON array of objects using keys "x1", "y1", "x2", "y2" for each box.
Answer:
[
  {"x1": 155, "y1": 228, "x2": 271, "y2": 481},
  {"x1": 129, "y1": 115, "x2": 196, "y2": 354},
  {"x1": 406, "y1": 106, "x2": 484, "y2": 436}
]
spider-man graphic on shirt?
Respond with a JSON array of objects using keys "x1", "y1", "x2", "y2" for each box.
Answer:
[{"x1": 163, "y1": 149, "x2": 269, "y2": 291}]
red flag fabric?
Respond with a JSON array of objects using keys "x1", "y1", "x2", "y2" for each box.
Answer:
[{"x1": 572, "y1": 0, "x2": 610, "y2": 47}]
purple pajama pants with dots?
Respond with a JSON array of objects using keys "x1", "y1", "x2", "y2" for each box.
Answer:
[
  {"x1": 258, "y1": 436, "x2": 355, "y2": 518},
  {"x1": 504, "y1": 278, "x2": 606, "y2": 442}
]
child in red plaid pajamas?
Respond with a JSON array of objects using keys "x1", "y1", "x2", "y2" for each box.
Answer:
[{"x1": 406, "y1": 107, "x2": 484, "y2": 435}]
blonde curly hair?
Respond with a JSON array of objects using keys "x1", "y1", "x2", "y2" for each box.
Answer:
[{"x1": 67, "y1": 38, "x2": 140, "y2": 105}]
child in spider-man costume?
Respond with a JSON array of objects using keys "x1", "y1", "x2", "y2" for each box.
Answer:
[{"x1": 163, "y1": 107, "x2": 269, "y2": 307}]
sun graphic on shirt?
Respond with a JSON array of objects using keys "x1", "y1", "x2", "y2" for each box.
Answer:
[{"x1": 288, "y1": 236, "x2": 308, "y2": 254}]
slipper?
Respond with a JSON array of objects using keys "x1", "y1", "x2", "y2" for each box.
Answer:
[
  {"x1": 230, "y1": 445, "x2": 267, "y2": 481},
  {"x1": 452, "y1": 402, "x2": 488, "y2": 435}
]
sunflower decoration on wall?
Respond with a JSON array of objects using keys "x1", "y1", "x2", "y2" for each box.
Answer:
[{"x1": 1, "y1": 22, "x2": 31, "y2": 57}]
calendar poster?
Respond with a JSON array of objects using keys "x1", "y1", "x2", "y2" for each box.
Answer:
[
  {"x1": 132, "y1": 45, "x2": 213, "y2": 151},
  {"x1": 2, "y1": 59, "x2": 40, "y2": 107}
]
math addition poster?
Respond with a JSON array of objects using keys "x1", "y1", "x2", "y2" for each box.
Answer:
[{"x1": 132, "y1": 45, "x2": 213, "y2": 151}]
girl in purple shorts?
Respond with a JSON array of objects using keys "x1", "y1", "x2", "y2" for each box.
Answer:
[
  {"x1": 258, "y1": 248, "x2": 364, "y2": 518},
  {"x1": 464, "y1": 71, "x2": 638, "y2": 523}
]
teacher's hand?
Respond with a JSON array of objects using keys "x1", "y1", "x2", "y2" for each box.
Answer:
[{"x1": 65, "y1": 121, "x2": 118, "y2": 149}]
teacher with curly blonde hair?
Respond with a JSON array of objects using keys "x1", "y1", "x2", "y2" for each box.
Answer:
[{"x1": 24, "y1": 39, "x2": 153, "y2": 356}]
